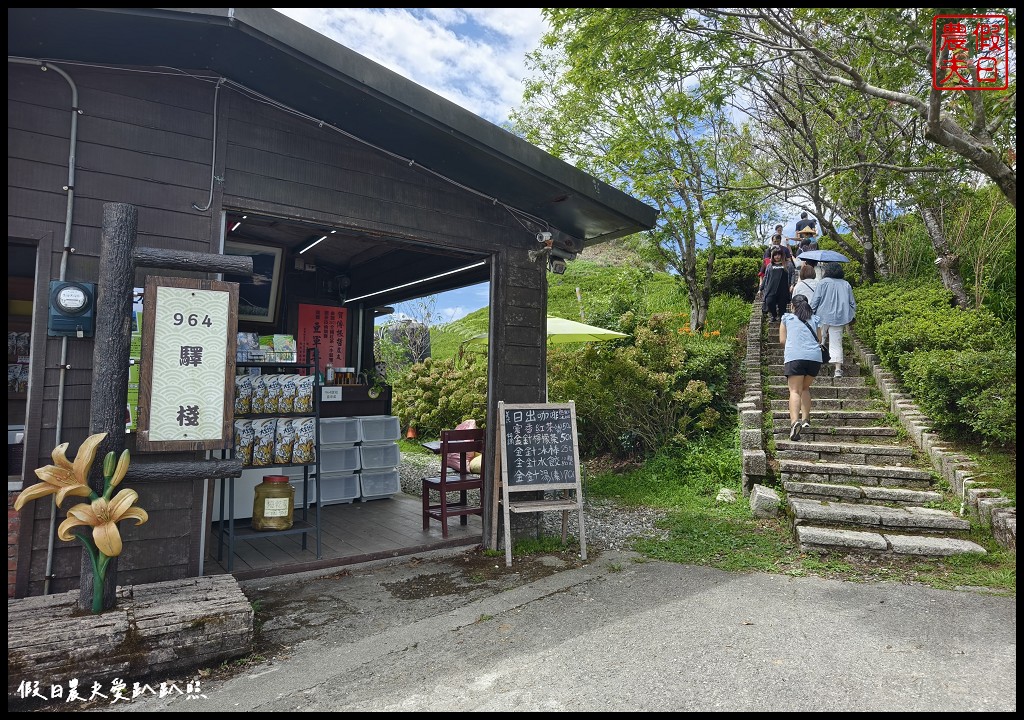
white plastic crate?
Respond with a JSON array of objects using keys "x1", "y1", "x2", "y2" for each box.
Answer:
[
  {"x1": 288, "y1": 477, "x2": 316, "y2": 507},
  {"x1": 319, "y1": 417, "x2": 360, "y2": 445},
  {"x1": 358, "y1": 415, "x2": 401, "y2": 444},
  {"x1": 358, "y1": 467, "x2": 400, "y2": 499},
  {"x1": 319, "y1": 443, "x2": 361, "y2": 473},
  {"x1": 318, "y1": 471, "x2": 360, "y2": 505},
  {"x1": 358, "y1": 441, "x2": 400, "y2": 470}
]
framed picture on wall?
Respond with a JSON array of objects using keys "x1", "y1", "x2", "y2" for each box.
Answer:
[{"x1": 224, "y1": 240, "x2": 283, "y2": 324}]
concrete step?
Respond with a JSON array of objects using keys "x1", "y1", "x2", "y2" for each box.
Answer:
[
  {"x1": 771, "y1": 426, "x2": 901, "y2": 443},
  {"x1": 774, "y1": 440, "x2": 914, "y2": 465},
  {"x1": 770, "y1": 398, "x2": 882, "y2": 411},
  {"x1": 766, "y1": 365, "x2": 861, "y2": 379},
  {"x1": 788, "y1": 497, "x2": 971, "y2": 533},
  {"x1": 765, "y1": 352, "x2": 854, "y2": 362},
  {"x1": 795, "y1": 526, "x2": 986, "y2": 556},
  {"x1": 782, "y1": 480, "x2": 942, "y2": 506},
  {"x1": 767, "y1": 385, "x2": 872, "y2": 399},
  {"x1": 771, "y1": 410, "x2": 888, "y2": 427},
  {"x1": 779, "y1": 459, "x2": 936, "y2": 490}
]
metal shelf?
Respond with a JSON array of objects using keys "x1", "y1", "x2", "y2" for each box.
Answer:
[{"x1": 216, "y1": 347, "x2": 323, "y2": 571}]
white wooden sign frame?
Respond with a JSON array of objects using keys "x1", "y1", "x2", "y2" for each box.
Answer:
[{"x1": 496, "y1": 400, "x2": 586, "y2": 567}]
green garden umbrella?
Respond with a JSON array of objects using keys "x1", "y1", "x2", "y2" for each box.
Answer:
[
  {"x1": 463, "y1": 316, "x2": 627, "y2": 401},
  {"x1": 464, "y1": 316, "x2": 628, "y2": 347}
]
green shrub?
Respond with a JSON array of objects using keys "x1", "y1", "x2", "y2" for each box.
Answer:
[
  {"x1": 699, "y1": 257, "x2": 761, "y2": 302},
  {"x1": 855, "y1": 279, "x2": 971, "y2": 349},
  {"x1": 900, "y1": 349, "x2": 1016, "y2": 447},
  {"x1": 547, "y1": 311, "x2": 737, "y2": 459},
  {"x1": 391, "y1": 354, "x2": 487, "y2": 437},
  {"x1": 873, "y1": 308, "x2": 1002, "y2": 373}
]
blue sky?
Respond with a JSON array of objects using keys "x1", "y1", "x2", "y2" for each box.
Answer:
[{"x1": 276, "y1": 9, "x2": 547, "y2": 324}]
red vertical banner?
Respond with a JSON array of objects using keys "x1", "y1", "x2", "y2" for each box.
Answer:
[{"x1": 297, "y1": 304, "x2": 347, "y2": 373}]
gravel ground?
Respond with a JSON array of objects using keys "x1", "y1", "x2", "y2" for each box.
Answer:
[{"x1": 398, "y1": 453, "x2": 670, "y2": 552}]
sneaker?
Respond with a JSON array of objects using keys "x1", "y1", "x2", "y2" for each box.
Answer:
[
  {"x1": 789, "y1": 421, "x2": 801, "y2": 441},
  {"x1": 801, "y1": 420, "x2": 811, "y2": 431},
  {"x1": 834, "y1": 366, "x2": 843, "y2": 378}
]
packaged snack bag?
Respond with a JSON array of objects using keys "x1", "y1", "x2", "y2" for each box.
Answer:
[
  {"x1": 294, "y1": 375, "x2": 315, "y2": 413},
  {"x1": 234, "y1": 419, "x2": 255, "y2": 467},
  {"x1": 292, "y1": 417, "x2": 316, "y2": 465},
  {"x1": 274, "y1": 417, "x2": 296, "y2": 465},
  {"x1": 251, "y1": 418, "x2": 277, "y2": 467},
  {"x1": 250, "y1": 374, "x2": 267, "y2": 415},
  {"x1": 234, "y1": 374, "x2": 253, "y2": 415},
  {"x1": 278, "y1": 374, "x2": 298, "y2": 414},
  {"x1": 264, "y1": 374, "x2": 281, "y2": 414}
]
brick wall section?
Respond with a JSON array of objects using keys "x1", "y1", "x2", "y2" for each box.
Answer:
[{"x1": 8, "y1": 491, "x2": 20, "y2": 598}]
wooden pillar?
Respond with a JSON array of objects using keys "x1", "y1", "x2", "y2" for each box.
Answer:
[
  {"x1": 484, "y1": 247, "x2": 548, "y2": 550},
  {"x1": 80, "y1": 202, "x2": 138, "y2": 611}
]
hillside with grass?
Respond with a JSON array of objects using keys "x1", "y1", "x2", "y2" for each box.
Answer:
[
  {"x1": 387, "y1": 241, "x2": 1015, "y2": 593},
  {"x1": 429, "y1": 251, "x2": 686, "y2": 361}
]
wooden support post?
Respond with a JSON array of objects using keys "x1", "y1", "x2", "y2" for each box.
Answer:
[{"x1": 81, "y1": 202, "x2": 138, "y2": 612}]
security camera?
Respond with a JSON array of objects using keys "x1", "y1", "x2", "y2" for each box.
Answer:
[
  {"x1": 536, "y1": 231, "x2": 552, "y2": 243},
  {"x1": 547, "y1": 247, "x2": 575, "y2": 275},
  {"x1": 528, "y1": 247, "x2": 552, "y2": 263}
]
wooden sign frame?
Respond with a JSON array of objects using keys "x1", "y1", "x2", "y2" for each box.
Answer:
[
  {"x1": 136, "y1": 276, "x2": 238, "y2": 452},
  {"x1": 496, "y1": 401, "x2": 586, "y2": 567}
]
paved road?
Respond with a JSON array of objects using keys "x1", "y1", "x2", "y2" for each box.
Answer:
[{"x1": 96, "y1": 549, "x2": 1016, "y2": 712}]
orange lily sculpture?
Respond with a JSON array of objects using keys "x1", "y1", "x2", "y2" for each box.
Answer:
[{"x1": 13, "y1": 432, "x2": 148, "y2": 613}]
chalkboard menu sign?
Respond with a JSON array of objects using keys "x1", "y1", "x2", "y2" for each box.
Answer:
[
  {"x1": 501, "y1": 403, "x2": 579, "y2": 487},
  {"x1": 496, "y1": 401, "x2": 586, "y2": 567}
]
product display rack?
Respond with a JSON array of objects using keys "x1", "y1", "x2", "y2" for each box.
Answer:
[{"x1": 215, "y1": 347, "x2": 322, "y2": 571}]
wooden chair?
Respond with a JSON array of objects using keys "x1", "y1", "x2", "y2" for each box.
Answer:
[{"x1": 421, "y1": 427, "x2": 484, "y2": 538}]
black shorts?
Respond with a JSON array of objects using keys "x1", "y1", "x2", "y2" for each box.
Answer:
[{"x1": 784, "y1": 359, "x2": 822, "y2": 377}]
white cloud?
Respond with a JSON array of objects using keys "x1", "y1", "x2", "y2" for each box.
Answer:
[
  {"x1": 275, "y1": 9, "x2": 546, "y2": 320},
  {"x1": 275, "y1": 8, "x2": 546, "y2": 124},
  {"x1": 439, "y1": 306, "x2": 469, "y2": 323}
]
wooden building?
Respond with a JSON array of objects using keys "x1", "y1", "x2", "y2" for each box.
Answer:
[{"x1": 7, "y1": 8, "x2": 656, "y2": 598}]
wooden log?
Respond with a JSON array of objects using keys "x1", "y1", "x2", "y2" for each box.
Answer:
[
  {"x1": 7, "y1": 575, "x2": 254, "y2": 700},
  {"x1": 83, "y1": 202, "x2": 139, "y2": 611},
  {"x1": 134, "y1": 246, "x2": 254, "y2": 276},
  {"x1": 126, "y1": 459, "x2": 244, "y2": 483}
]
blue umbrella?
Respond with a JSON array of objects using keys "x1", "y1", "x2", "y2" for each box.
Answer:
[{"x1": 797, "y1": 249, "x2": 849, "y2": 263}]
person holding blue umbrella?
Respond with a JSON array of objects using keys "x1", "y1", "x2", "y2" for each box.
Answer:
[{"x1": 810, "y1": 262, "x2": 857, "y2": 377}]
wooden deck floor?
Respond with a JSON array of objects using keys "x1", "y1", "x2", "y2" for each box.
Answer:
[{"x1": 204, "y1": 492, "x2": 483, "y2": 581}]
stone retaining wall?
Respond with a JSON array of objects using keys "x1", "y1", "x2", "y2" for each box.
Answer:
[
  {"x1": 848, "y1": 333, "x2": 1016, "y2": 553},
  {"x1": 737, "y1": 301, "x2": 1014, "y2": 553}
]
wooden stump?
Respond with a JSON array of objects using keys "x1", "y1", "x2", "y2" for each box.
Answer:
[{"x1": 8, "y1": 575, "x2": 253, "y2": 698}]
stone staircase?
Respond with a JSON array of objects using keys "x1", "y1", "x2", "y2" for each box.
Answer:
[{"x1": 761, "y1": 319, "x2": 987, "y2": 557}]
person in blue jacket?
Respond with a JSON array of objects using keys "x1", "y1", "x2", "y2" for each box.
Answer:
[
  {"x1": 779, "y1": 294, "x2": 824, "y2": 441},
  {"x1": 809, "y1": 262, "x2": 857, "y2": 377}
]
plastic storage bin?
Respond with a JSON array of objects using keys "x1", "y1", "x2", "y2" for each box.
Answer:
[
  {"x1": 320, "y1": 444, "x2": 361, "y2": 473},
  {"x1": 318, "y1": 470, "x2": 360, "y2": 505},
  {"x1": 288, "y1": 477, "x2": 316, "y2": 507},
  {"x1": 358, "y1": 415, "x2": 401, "y2": 444},
  {"x1": 358, "y1": 442, "x2": 400, "y2": 470},
  {"x1": 319, "y1": 417, "x2": 360, "y2": 445},
  {"x1": 358, "y1": 467, "x2": 401, "y2": 499}
]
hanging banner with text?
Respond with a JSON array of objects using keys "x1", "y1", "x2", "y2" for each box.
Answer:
[
  {"x1": 297, "y1": 303, "x2": 347, "y2": 374},
  {"x1": 136, "y1": 277, "x2": 238, "y2": 452}
]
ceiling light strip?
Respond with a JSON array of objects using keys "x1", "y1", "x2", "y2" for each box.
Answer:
[
  {"x1": 345, "y1": 261, "x2": 487, "y2": 304},
  {"x1": 299, "y1": 235, "x2": 328, "y2": 254}
]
